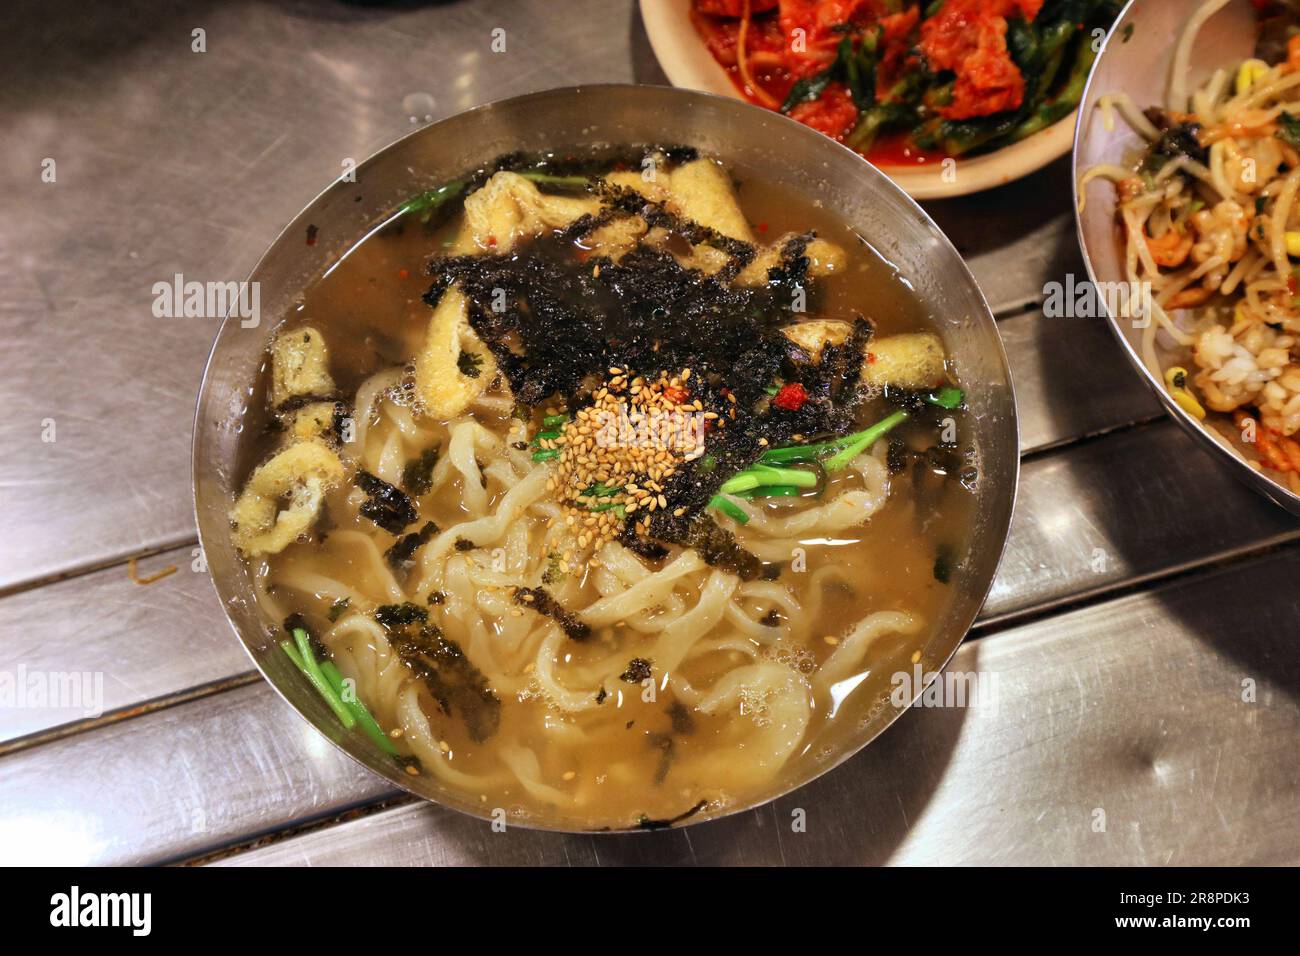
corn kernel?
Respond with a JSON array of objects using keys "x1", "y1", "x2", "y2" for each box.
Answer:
[
  {"x1": 1163, "y1": 366, "x2": 1207, "y2": 420},
  {"x1": 1236, "y1": 59, "x2": 1270, "y2": 95}
]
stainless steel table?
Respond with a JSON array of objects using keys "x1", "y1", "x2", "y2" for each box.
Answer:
[{"x1": 2, "y1": 0, "x2": 1297, "y2": 867}]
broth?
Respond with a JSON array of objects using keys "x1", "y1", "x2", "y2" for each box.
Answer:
[{"x1": 231, "y1": 147, "x2": 976, "y2": 828}]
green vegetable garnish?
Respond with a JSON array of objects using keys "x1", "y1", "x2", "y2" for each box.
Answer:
[
  {"x1": 283, "y1": 629, "x2": 355, "y2": 729},
  {"x1": 718, "y1": 463, "x2": 819, "y2": 495},
  {"x1": 320, "y1": 660, "x2": 398, "y2": 755},
  {"x1": 709, "y1": 495, "x2": 750, "y2": 524},
  {"x1": 532, "y1": 449, "x2": 560, "y2": 462},
  {"x1": 734, "y1": 484, "x2": 804, "y2": 499},
  {"x1": 398, "y1": 178, "x2": 468, "y2": 221},
  {"x1": 822, "y1": 410, "x2": 910, "y2": 472},
  {"x1": 749, "y1": 390, "x2": 963, "y2": 475},
  {"x1": 926, "y1": 386, "x2": 965, "y2": 410},
  {"x1": 518, "y1": 170, "x2": 590, "y2": 188}
]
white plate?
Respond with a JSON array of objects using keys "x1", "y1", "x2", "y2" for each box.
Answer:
[{"x1": 639, "y1": 0, "x2": 1077, "y2": 200}]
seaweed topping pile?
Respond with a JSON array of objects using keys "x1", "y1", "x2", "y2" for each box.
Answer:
[{"x1": 421, "y1": 151, "x2": 883, "y2": 578}]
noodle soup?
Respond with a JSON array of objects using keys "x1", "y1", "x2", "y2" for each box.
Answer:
[{"x1": 230, "y1": 146, "x2": 977, "y2": 828}]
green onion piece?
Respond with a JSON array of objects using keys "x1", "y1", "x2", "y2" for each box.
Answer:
[
  {"x1": 282, "y1": 635, "x2": 355, "y2": 729},
  {"x1": 734, "y1": 484, "x2": 803, "y2": 499},
  {"x1": 542, "y1": 414, "x2": 569, "y2": 428},
  {"x1": 292, "y1": 629, "x2": 354, "y2": 728},
  {"x1": 925, "y1": 386, "x2": 964, "y2": 410},
  {"x1": 518, "y1": 171, "x2": 590, "y2": 187},
  {"x1": 531, "y1": 429, "x2": 562, "y2": 444},
  {"x1": 759, "y1": 410, "x2": 912, "y2": 469},
  {"x1": 320, "y1": 661, "x2": 398, "y2": 756},
  {"x1": 710, "y1": 495, "x2": 750, "y2": 524},
  {"x1": 398, "y1": 178, "x2": 467, "y2": 219},
  {"x1": 757, "y1": 443, "x2": 825, "y2": 464},
  {"x1": 823, "y1": 410, "x2": 910, "y2": 472},
  {"x1": 718, "y1": 463, "x2": 818, "y2": 495},
  {"x1": 753, "y1": 463, "x2": 819, "y2": 486},
  {"x1": 532, "y1": 449, "x2": 560, "y2": 462}
]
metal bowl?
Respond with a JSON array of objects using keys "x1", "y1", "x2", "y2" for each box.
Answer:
[
  {"x1": 1074, "y1": 0, "x2": 1300, "y2": 516},
  {"x1": 193, "y1": 84, "x2": 1019, "y2": 831}
]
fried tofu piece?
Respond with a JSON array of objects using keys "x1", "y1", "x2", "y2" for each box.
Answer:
[
  {"x1": 583, "y1": 214, "x2": 648, "y2": 262},
  {"x1": 414, "y1": 284, "x2": 499, "y2": 419},
  {"x1": 780, "y1": 319, "x2": 853, "y2": 361},
  {"x1": 281, "y1": 401, "x2": 338, "y2": 445},
  {"x1": 603, "y1": 168, "x2": 673, "y2": 205},
  {"x1": 452, "y1": 172, "x2": 602, "y2": 254},
  {"x1": 641, "y1": 225, "x2": 733, "y2": 275},
  {"x1": 270, "y1": 327, "x2": 334, "y2": 407},
  {"x1": 861, "y1": 332, "x2": 947, "y2": 391},
  {"x1": 230, "y1": 439, "x2": 345, "y2": 556},
  {"x1": 735, "y1": 234, "x2": 847, "y2": 286},
  {"x1": 779, "y1": 324, "x2": 948, "y2": 391},
  {"x1": 666, "y1": 159, "x2": 753, "y2": 242}
]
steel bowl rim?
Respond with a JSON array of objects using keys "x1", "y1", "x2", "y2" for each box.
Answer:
[
  {"x1": 1071, "y1": 0, "x2": 1300, "y2": 517},
  {"x1": 192, "y1": 82, "x2": 1020, "y2": 834}
]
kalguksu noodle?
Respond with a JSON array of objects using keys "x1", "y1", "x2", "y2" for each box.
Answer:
[{"x1": 231, "y1": 145, "x2": 975, "y2": 828}]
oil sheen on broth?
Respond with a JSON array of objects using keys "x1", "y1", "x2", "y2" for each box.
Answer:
[{"x1": 230, "y1": 146, "x2": 975, "y2": 829}]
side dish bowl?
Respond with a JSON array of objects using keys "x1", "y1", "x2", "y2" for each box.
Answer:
[
  {"x1": 640, "y1": 0, "x2": 1079, "y2": 200},
  {"x1": 1073, "y1": 0, "x2": 1300, "y2": 517},
  {"x1": 193, "y1": 84, "x2": 1019, "y2": 831}
]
